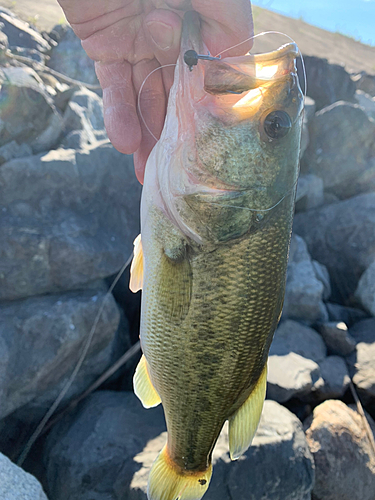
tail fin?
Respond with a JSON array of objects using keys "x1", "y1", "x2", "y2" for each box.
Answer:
[{"x1": 147, "y1": 445, "x2": 212, "y2": 500}]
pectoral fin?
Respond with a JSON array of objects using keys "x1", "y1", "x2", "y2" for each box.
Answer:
[
  {"x1": 228, "y1": 364, "x2": 267, "y2": 460},
  {"x1": 158, "y1": 252, "x2": 192, "y2": 323},
  {"x1": 133, "y1": 355, "x2": 161, "y2": 408},
  {"x1": 129, "y1": 234, "x2": 143, "y2": 293}
]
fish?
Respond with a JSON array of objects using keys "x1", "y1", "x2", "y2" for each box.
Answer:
[{"x1": 129, "y1": 11, "x2": 304, "y2": 500}]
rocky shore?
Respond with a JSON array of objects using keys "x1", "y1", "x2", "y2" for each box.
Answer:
[{"x1": 0, "y1": 7, "x2": 374, "y2": 500}]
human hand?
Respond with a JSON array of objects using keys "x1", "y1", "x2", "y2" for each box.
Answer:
[{"x1": 58, "y1": 0, "x2": 253, "y2": 183}]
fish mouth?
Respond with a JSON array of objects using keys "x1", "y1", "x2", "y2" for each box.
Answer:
[
  {"x1": 203, "y1": 43, "x2": 299, "y2": 96},
  {"x1": 180, "y1": 11, "x2": 300, "y2": 96}
]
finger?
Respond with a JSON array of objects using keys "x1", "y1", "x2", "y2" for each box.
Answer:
[
  {"x1": 95, "y1": 60, "x2": 142, "y2": 155},
  {"x1": 191, "y1": 0, "x2": 254, "y2": 57},
  {"x1": 144, "y1": 9, "x2": 182, "y2": 94},
  {"x1": 133, "y1": 58, "x2": 167, "y2": 183}
]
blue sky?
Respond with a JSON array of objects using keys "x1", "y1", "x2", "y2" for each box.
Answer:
[{"x1": 252, "y1": 0, "x2": 375, "y2": 46}]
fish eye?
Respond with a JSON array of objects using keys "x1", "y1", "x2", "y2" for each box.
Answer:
[{"x1": 263, "y1": 110, "x2": 292, "y2": 139}]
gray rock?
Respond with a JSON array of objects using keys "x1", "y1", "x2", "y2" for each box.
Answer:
[
  {"x1": 0, "y1": 452, "x2": 48, "y2": 500},
  {"x1": 44, "y1": 393, "x2": 314, "y2": 500},
  {"x1": 0, "y1": 30, "x2": 9, "y2": 57},
  {"x1": 0, "y1": 285, "x2": 125, "y2": 421},
  {"x1": 267, "y1": 352, "x2": 321, "y2": 403},
  {"x1": 298, "y1": 56, "x2": 356, "y2": 110},
  {"x1": 283, "y1": 234, "x2": 328, "y2": 323},
  {"x1": 61, "y1": 129, "x2": 92, "y2": 150},
  {"x1": 0, "y1": 140, "x2": 32, "y2": 164},
  {"x1": 206, "y1": 401, "x2": 314, "y2": 500},
  {"x1": 340, "y1": 158, "x2": 375, "y2": 199},
  {"x1": 47, "y1": 25, "x2": 98, "y2": 86},
  {"x1": 356, "y1": 89, "x2": 375, "y2": 120},
  {"x1": 270, "y1": 320, "x2": 327, "y2": 363},
  {"x1": 0, "y1": 66, "x2": 63, "y2": 153},
  {"x1": 0, "y1": 142, "x2": 141, "y2": 300},
  {"x1": 70, "y1": 88, "x2": 105, "y2": 134},
  {"x1": 61, "y1": 89, "x2": 106, "y2": 148},
  {"x1": 0, "y1": 11, "x2": 51, "y2": 52},
  {"x1": 312, "y1": 356, "x2": 350, "y2": 400},
  {"x1": 352, "y1": 72, "x2": 375, "y2": 97},
  {"x1": 301, "y1": 102, "x2": 375, "y2": 198},
  {"x1": 62, "y1": 101, "x2": 97, "y2": 147},
  {"x1": 347, "y1": 318, "x2": 375, "y2": 402},
  {"x1": 267, "y1": 320, "x2": 326, "y2": 403},
  {"x1": 355, "y1": 260, "x2": 375, "y2": 316},
  {"x1": 294, "y1": 193, "x2": 375, "y2": 302},
  {"x1": 295, "y1": 174, "x2": 324, "y2": 212},
  {"x1": 326, "y1": 302, "x2": 369, "y2": 327},
  {"x1": 300, "y1": 97, "x2": 316, "y2": 160},
  {"x1": 44, "y1": 391, "x2": 166, "y2": 500},
  {"x1": 312, "y1": 260, "x2": 331, "y2": 300},
  {"x1": 304, "y1": 95, "x2": 316, "y2": 122},
  {"x1": 305, "y1": 400, "x2": 375, "y2": 500},
  {"x1": 10, "y1": 46, "x2": 46, "y2": 64},
  {"x1": 318, "y1": 321, "x2": 356, "y2": 356}
]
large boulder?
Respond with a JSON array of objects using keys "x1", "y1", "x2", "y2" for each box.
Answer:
[
  {"x1": 44, "y1": 391, "x2": 166, "y2": 500},
  {"x1": 0, "y1": 285, "x2": 125, "y2": 422},
  {"x1": 293, "y1": 193, "x2": 375, "y2": 302},
  {"x1": 267, "y1": 320, "x2": 326, "y2": 403},
  {"x1": 283, "y1": 234, "x2": 329, "y2": 323},
  {"x1": 267, "y1": 352, "x2": 321, "y2": 403},
  {"x1": 206, "y1": 401, "x2": 314, "y2": 500},
  {"x1": 0, "y1": 452, "x2": 48, "y2": 500},
  {"x1": 43, "y1": 393, "x2": 314, "y2": 500},
  {"x1": 0, "y1": 66, "x2": 63, "y2": 153},
  {"x1": 311, "y1": 356, "x2": 350, "y2": 401},
  {"x1": 305, "y1": 400, "x2": 375, "y2": 500},
  {"x1": 0, "y1": 142, "x2": 141, "y2": 300},
  {"x1": 47, "y1": 25, "x2": 98, "y2": 86},
  {"x1": 270, "y1": 320, "x2": 327, "y2": 363},
  {"x1": 298, "y1": 56, "x2": 356, "y2": 110},
  {"x1": 301, "y1": 102, "x2": 375, "y2": 199}
]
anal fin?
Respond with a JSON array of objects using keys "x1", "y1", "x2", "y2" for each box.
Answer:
[
  {"x1": 228, "y1": 364, "x2": 267, "y2": 460},
  {"x1": 129, "y1": 234, "x2": 143, "y2": 293},
  {"x1": 133, "y1": 355, "x2": 161, "y2": 408}
]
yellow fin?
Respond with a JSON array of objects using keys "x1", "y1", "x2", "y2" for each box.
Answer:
[
  {"x1": 129, "y1": 234, "x2": 143, "y2": 293},
  {"x1": 148, "y1": 445, "x2": 212, "y2": 500},
  {"x1": 133, "y1": 355, "x2": 161, "y2": 409},
  {"x1": 228, "y1": 364, "x2": 267, "y2": 460}
]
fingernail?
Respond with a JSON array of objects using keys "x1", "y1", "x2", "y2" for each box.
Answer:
[{"x1": 146, "y1": 21, "x2": 174, "y2": 50}]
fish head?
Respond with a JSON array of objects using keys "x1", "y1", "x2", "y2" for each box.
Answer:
[{"x1": 144, "y1": 12, "x2": 304, "y2": 245}]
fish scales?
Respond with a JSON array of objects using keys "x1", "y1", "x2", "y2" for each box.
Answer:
[
  {"x1": 142, "y1": 190, "x2": 294, "y2": 472},
  {"x1": 130, "y1": 11, "x2": 304, "y2": 500}
]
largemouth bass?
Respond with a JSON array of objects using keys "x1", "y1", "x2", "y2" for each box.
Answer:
[{"x1": 130, "y1": 11, "x2": 304, "y2": 500}]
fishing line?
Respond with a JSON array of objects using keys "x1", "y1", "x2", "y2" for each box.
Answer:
[
  {"x1": 137, "y1": 63, "x2": 177, "y2": 142},
  {"x1": 138, "y1": 32, "x2": 307, "y2": 147},
  {"x1": 18, "y1": 252, "x2": 134, "y2": 466}
]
